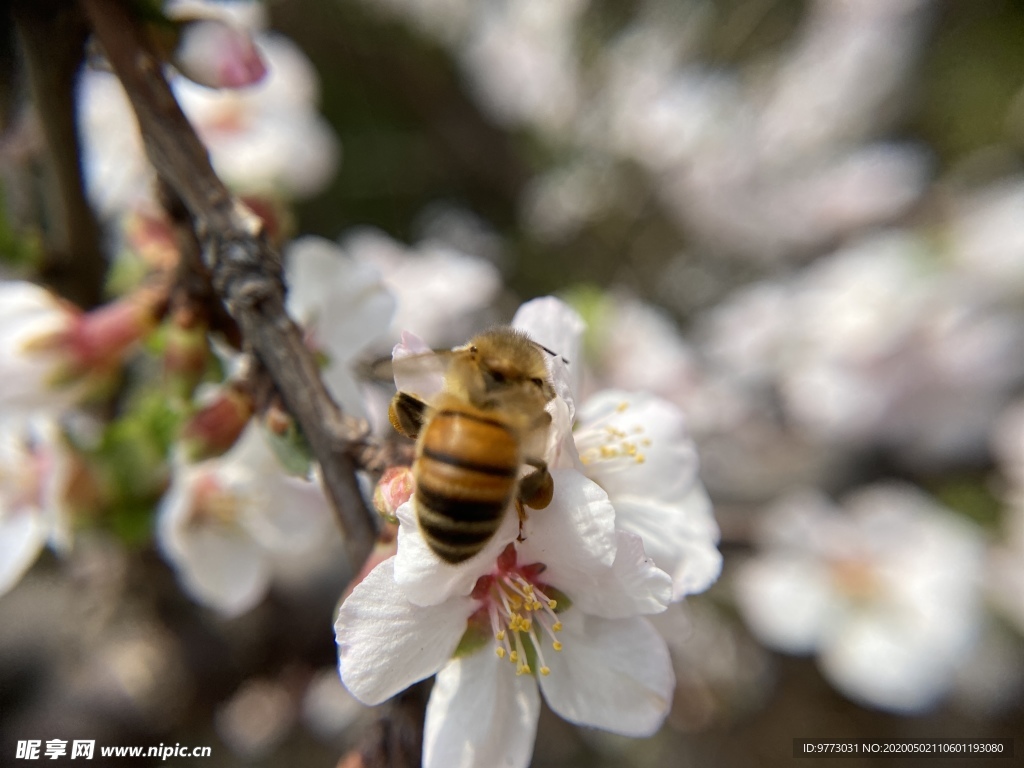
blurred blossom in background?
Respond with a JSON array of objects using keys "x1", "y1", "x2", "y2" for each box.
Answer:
[{"x1": 2, "y1": 0, "x2": 1024, "y2": 765}]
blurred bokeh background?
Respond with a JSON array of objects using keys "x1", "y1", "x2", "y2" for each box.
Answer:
[{"x1": 3, "y1": 0, "x2": 1024, "y2": 765}]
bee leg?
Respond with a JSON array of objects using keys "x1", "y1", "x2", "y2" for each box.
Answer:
[
  {"x1": 389, "y1": 392, "x2": 429, "y2": 439},
  {"x1": 515, "y1": 498, "x2": 528, "y2": 542},
  {"x1": 518, "y1": 460, "x2": 553, "y2": 510}
]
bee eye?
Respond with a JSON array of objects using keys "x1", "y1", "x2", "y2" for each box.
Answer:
[
  {"x1": 490, "y1": 370, "x2": 506, "y2": 383},
  {"x1": 531, "y1": 377, "x2": 544, "y2": 388}
]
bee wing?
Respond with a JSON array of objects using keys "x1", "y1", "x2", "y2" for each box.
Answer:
[{"x1": 390, "y1": 348, "x2": 460, "y2": 399}]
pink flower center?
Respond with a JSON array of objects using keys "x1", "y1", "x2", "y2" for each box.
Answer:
[{"x1": 471, "y1": 544, "x2": 564, "y2": 677}]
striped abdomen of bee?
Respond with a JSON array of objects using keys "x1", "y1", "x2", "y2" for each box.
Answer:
[{"x1": 414, "y1": 408, "x2": 521, "y2": 564}]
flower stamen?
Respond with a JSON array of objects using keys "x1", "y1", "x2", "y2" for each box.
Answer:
[{"x1": 474, "y1": 549, "x2": 569, "y2": 676}]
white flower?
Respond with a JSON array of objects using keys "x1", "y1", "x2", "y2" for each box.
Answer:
[
  {"x1": 511, "y1": 297, "x2": 721, "y2": 601},
  {"x1": 343, "y1": 227, "x2": 502, "y2": 348},
  {"x1": 173, "y1": 32, "x2": 339, "y2": 199},
  {"x1": 157, "y1": 423, "x2": 333, "y2": 617},
  {"x1": 336, "y1": 296, "x2": 719, "y2": 767},
  {"x1": 0, "y1": 418, "x2": 72, "y2": 596},
  {"x1": 700, "y1": 232, "x2": 1024, "y2": 462},
  {"x1": 337, "y1": 472, "x2": 674, "y2": 768},
  {"x1": 284, "y1": 236, "x2": 396, "y2": 419},
  {"x1": 0, "y1": 282, "x2": 81, "y2": 415},
  {"x1": 734, "y1": 484, "x2": 985, "y2": 714},
  {"x1": 78, "y1": 13, "x2": 339, "y2": 216},
  {"x1": 573, "y1": 391, "x2": 721, "y2": 600}
]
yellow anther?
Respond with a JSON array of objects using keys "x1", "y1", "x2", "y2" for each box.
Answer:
[
  {"x1": 523, "y1": 584, "x2": 534, "y2": 595},
  {"x1": 510, "y1": 651, "x2": 518, "y2": 663},
  {"x1": 642, "y1": 438, "x2": 651, "y2": 446},
  {"x1": 547, "y1": 599, "x2": 557, "y2": 609},
  {"x1": 617, "y1": 402, "x2": 629, "y2": 412},
  {"x1": 600, "y1": 446, "x2": 617, "y2": 458},
  {"x1": 495, "y1": 630, "x2": 506, "y2": 641},
  {"x1": 516, "y1": 664, "x2": 530, "y2": 676},
  {"x1": 496, "y1": 647, "x2": 506, "y2": 659},
  {"x1": 552, "y1": 641, "x2": 563, "y2": 651},
  {"x1": 540, "y1": 666, "x2": 551, "y2": 676},
  {"x1": 520, "y1": 618, "x2": 532, "y2": 631},
  {"x1": 552, "y1": 622, "x2": 562, "y2": 632},
  {"x1": 635, "y1": 454, "x2": 646, "y2": 464},
  {"x1": 626, "y1": 443, "x2": 637, "y2": 456}
]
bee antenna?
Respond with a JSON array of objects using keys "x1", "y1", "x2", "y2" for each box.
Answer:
[{"x1": 535, "y1": 342, "x2": 569, "y2": 365}]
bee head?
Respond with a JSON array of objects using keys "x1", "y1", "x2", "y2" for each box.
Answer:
[{"x1": 455, "y1": 327, "x2": 556, "y2": 408}]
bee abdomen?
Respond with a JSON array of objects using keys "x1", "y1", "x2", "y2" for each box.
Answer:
[{"x1": 415, "y1": 411, "x2": 519, "y2": 563}]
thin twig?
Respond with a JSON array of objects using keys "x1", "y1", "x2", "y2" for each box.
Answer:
[{"x1": 80, "y1": 0, "x2": 377, "y2": 569}]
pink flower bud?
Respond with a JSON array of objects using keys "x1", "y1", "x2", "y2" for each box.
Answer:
[
  {"x1": 180, "y1": 384, "x2": 255, "y2": 461},
  {"x1": 372, "y1": 466, "x2": 415, "y2": 524},
  {"x1": 173, "y1": 18, "x2": 267, "y2": 89},
  {"x1": 67, "y1": 287, "x2": 163, "y2": 372}
]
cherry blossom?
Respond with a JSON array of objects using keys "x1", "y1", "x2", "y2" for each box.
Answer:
[
  {"x1": 511, "y1": 297, "x2": 721, "y2": 600},
  {"x1": 157, "y1": 424, "x2": 333, "y2": 617},
  {"x1": 78, "y1": 2, "x2": 339, "y2": 216},
  {"x1": 284, "y1": 236, "x2": 396, "y2": 419},
  {"x1": 337, "y1": 473, "x2": 674, "y2": 768},
  {"x1": 342, "y1": 227, "x2": 502, "y2": 348},
  {"x1": 336, "y1": 296, "x2": 719, "y2": 766},
  {"x1": 0, "y1": 281, "x2": 156, "y2": 417},
  {"x1": 734, "y1": 484, "x2": 985, "y2": 713}
]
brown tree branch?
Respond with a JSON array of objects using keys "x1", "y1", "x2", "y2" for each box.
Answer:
[
  {"x1": 12, "y1": 0, "x2": 106, "y2": 309},
  {"x1": 79, "y1": 0, "x2": 377, "y2": 568}
]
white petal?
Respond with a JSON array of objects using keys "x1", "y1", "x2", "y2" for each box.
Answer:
[
  {"x1": 156, "y1": 460, "x2": 270, "y2": 617},
  {"x1": 285, "y1": 236, "x2": 395, "y2": 414},
  {"x1": 577, "y1": 390, "x2": 702, "y2": 506},
  {"x1": 517, "y1": 469, "x2": 617, "y2": 583},
  {"x1": 733, "y1": 555, "x2": 835, "y2": 654},
  {"x1": 819, "y1": 613, "x2": 955, "y2": 714},
  {"x1": 614, "y1": 489, "x2": 722, "y2": 600},
  {"x1": 0, "y1": 282, "x2": 77, "y2": 413},
  {"x1": 538, "y1": 612, "x2": 674, "y2": 737},
  {"x1": 669, "y1": 534, "x2": 723, "y2": 600},
  {"x1": 393, "y1": 499, "x2": 519, "y2": 607},
  {"x1": 245, "y1": 473, "x2": 332, "y2": 552},
  {"x1": 35, "y1": 418, "x2": 73, "y2": 553},
  {"x1": 0, "y1": 507, "x2": 47, "y2": 596},
  {"x1": 351, "y1": 230, "x2": 503, "y2": 346},
  {"x1": 165, "y1": 523, "x2": 270, "y2": 617},
  {"x1": 567, "y1": 532, "x2": 672, "y2": 618},
  {"x1": 423, "y1": 649, "x2": 540, "y2": 768},
  {"x1": 335, "y1": 558, "x2": 475, "y2": 705}
]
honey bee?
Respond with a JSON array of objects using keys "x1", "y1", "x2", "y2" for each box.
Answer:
[{"x1": 388, "y1": 327, "x2": 558, "y2": 564}]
